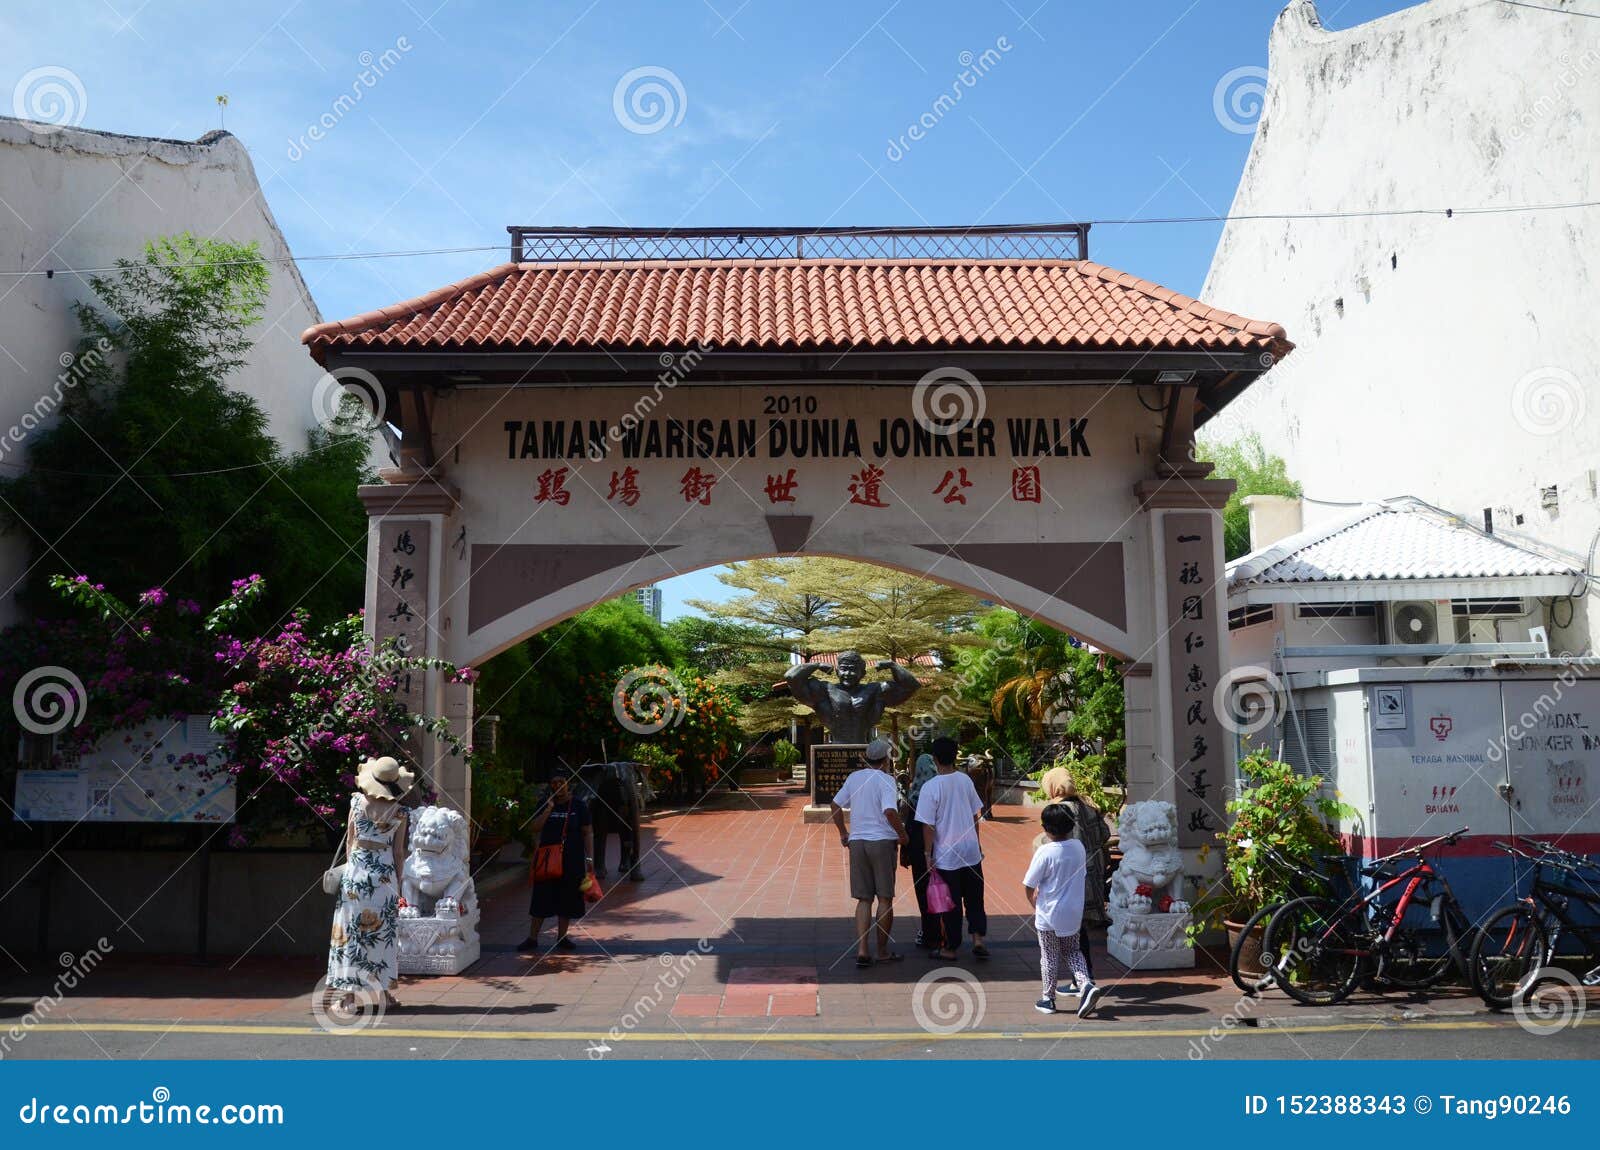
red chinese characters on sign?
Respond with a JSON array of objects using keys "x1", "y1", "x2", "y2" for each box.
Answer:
[
  {"x1": 765, "y1": 469, "x2": 798, "y2": 504},
  {"x1": 933, "y1": 467, "x2": 973, "y2": 505},
  {"x1": 680, "y1": 467, "x2": 718, "y2": 506},
  {"x1": 607, "y1": 467, "x2": 641, "y2": 507},
  {"x1": 848, "y1": 464, "x2": 889, "y2": 508},
  {"x1": 535, "y1": 467, "x2": 571, "y2": 506},
  {"x1": 1011, "y1": 465, "x2": 1041, "y2": 503}
]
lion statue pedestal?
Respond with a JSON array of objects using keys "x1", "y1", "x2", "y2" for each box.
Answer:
[
  {"x1": 398, "y1": 806, "x2": 480, "y2": 976},
  {"x1": 1106, "y1": 800, "x2": 1194, "y2": 970}
]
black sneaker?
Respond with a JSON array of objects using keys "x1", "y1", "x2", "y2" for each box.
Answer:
[
  {"x1": 1076, "y1": 984, "x2": 1104, "y2": 1018},
  {"x1": 555, "y1": 935, "x2": 577, "y2": 951},
  {"x1": 1034, "y1": 997, "x2": 1056, "y2": 1014},
  {"x1": 515, "y1": 936, "x2": 539, "y2": 954}
]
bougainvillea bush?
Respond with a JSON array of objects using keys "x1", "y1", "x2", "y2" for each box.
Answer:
[{"x1": 4, "y1": 574, "x2": 473, "y2": 844}]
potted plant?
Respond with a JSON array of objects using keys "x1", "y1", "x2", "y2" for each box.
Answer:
[{"x1": 1186, "y1": 749, "x2": 1354, "y2": 966}]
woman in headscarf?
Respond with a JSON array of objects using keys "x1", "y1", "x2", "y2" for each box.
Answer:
[
  {"x1": 901, "y1": 752, "x2": 941, "y2": 949},
  {"x1": 1033, "y1": 766, "x2": 1110, "y2": 977}
]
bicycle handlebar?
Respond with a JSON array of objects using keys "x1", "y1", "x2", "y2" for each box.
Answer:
[{"x1": 1365, "y1": 826, "x2": 1469, "y2": 870}]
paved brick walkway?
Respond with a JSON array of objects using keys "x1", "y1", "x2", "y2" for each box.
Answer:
[{"x1": 1, "y1": 786, "x2": 1502, "y2": 1038}]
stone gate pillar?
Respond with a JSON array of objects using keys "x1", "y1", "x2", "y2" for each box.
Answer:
[
  {"x1": 1131, "y1": 474, "x2": 1234, "y2": 851},
  {"x1": 358, "y1": 474, "x2": 471, "y2": 816}
]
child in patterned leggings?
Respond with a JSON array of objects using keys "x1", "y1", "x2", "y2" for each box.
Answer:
[{"x1": 1023, "y1": 803, "x2": 1104, "y2": 1018}]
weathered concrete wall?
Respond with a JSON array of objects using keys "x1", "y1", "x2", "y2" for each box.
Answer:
[
  {"x1": 0, "y1": 849, "x2": 330, "y2": 957},
  {"x1": 1202, "y1": 0, "x2": 1600, "y2": 649},
  {"x1": 0, "y1": 118, "x2": 330, "y2": 627}
]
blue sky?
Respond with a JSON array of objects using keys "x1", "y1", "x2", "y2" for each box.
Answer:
[{"x1": 7, "y1": 0, "x2": 1420, "y2": 618}]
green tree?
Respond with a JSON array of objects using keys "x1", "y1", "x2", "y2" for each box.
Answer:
[
  {"x1": 473, "y1": 598, "x2": 679, "y2": 776},
  {"x1": 0, "y1": 234, "x2": 371, "y2": 625},
  {"x1": 1195, "y1": 432, "x2": 1302, "y2": 561},
  {"x1": 956, "y1": 607, "x2": 1125, "y2": 778},
  {"x1": 686, "y1": 558, "x2": 838, "y2": 737}
]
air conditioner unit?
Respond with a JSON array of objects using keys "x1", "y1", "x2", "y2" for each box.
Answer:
[{"x1": 1384, "y1": 600, "x2": 1440, "y2": 646}]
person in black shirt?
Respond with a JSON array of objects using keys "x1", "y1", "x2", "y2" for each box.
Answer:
[{"x1": 517, "y1": 768, "x2": 595, "y2": 954}]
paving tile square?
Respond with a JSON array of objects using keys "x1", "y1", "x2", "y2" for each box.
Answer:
[{"x1": 669, "y1": 994, "x2": 723, "y2": 1018}]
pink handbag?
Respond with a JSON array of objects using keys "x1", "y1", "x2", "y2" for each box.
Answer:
[{"x1": 926, "y1": 870, "x2": 955, "y2": 914}]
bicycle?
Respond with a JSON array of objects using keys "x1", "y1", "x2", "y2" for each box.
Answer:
[
  {"x1": 1226, "y1": 847, "x2": 1349, "y2": 997},
  {"x1": 1470, "y1": 839, "x2": 1600, "y2": 1009},
  {"x1": 1260, "y1": 827, "x2": 1477, "y2": 1006}
]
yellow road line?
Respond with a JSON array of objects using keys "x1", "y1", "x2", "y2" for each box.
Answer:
[{"x1": 20, "y1": 1017, "x2": 1591, "y2": 1043}]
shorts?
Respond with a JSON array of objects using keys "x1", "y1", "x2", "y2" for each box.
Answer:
[{"x1": 848, "y1": 839, "x2": 899, "y2": 901}]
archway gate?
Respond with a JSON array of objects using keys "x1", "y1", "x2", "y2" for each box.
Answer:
[{"x1": 302, "y1": 225, "x2": 1291, "y2": 849}]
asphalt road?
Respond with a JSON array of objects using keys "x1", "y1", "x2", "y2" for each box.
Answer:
[{"x1": 6, "y1": 1016, "x2": 1597, "y2": 1060}]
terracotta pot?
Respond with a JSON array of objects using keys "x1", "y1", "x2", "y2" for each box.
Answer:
[{"x1": 1227, "y1": 917, "x2": 1266, "y2": 975}]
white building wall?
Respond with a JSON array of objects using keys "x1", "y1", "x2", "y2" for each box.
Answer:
[
  {"x1": 0, "y1": 118, "x2": 330, "y2": 626},
  {"x1": 1202, "y1": 0, "x2": 1600, "y2": 649}
]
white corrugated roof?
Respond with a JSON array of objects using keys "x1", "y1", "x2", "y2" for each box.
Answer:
[{"x1": 1227, "y1": 500, "x2": 1583, "y2": 589}]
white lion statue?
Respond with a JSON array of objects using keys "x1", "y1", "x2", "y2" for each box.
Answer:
[
  {"x1": 399, "y1": 806, "x2": 480, "y2": 974},
  {"x1": 1109, "y1": 800, "x2": 1190, "y2": 915}
]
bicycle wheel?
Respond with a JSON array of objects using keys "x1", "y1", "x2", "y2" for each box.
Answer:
[
  {"x1": 1261, "y1": 896, "x2": 1364, "y2": 1006},
  {"x1": 1469, "y1": 905, "x2": 1549, "y2": 1009},
  {"x1": 1375, "y1": 888, "x2": 1465, "y2": 990},
  {"x1": 1228, "y1": 902, "x2": 1280, "y2": 996}
]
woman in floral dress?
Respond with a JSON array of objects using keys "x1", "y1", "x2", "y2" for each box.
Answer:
[{"x1": 326, "y1": 756, "x2": 413, "y2": 1017}]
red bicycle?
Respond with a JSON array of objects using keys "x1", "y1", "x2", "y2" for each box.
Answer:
[{"x1": 1260, "y1": 827, "x2": 1477, "y2": 1005}]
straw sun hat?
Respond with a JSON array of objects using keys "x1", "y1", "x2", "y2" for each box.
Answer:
[{"x1": 355, "y1": 756, "x2": 416, "y2": 802}]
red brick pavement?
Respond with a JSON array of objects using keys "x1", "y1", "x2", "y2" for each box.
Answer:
[{"x1": 0, "y1": 787, "x2": 1493, "y2": 1035}]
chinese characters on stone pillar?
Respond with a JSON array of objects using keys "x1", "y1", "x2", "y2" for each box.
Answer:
[
  {"x1": 375, "y1": 521, "x2": 430, "y2": 713},
  {"x1": 1164, "y1": 512, "x2": 1224, "y2": 848}
]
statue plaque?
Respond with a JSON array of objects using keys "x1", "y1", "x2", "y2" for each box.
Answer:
[{"x1": 809, "y1": 744, "x2": 868, "y2": 808}]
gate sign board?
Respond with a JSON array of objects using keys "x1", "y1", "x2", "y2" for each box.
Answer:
[
  {"x1": 1165, "y1": 512, "x2": 1225, "y2": 847},
  {"x1": 375, "y1": 520, "x2": 430, "y2": 712},
  {"x1": 809, "y1": 744, "x2": 867, "y2": 808}
]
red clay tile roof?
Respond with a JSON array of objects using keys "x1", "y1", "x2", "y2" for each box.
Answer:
[{"x1": 302, "y1": 259, "x2": 1291, "y2": 361}]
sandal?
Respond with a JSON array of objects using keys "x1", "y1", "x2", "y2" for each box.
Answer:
[
  {"x1": 929, "y1": 949, "x2": 959, "y2": 961},
  {"x1": 876, "y1": 952, "x2": 906, "y2": 963},
  {"x1": 855, "y1": 954, "x2": 873, "y2": 968},
  {"x1": 972, "y1": 944, "x2": 991, "y2": 959}
]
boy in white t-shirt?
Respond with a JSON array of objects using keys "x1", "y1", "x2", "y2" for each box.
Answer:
[{"x1": 1023, "y1": 803, "x2": 1104, "y2": 1018}]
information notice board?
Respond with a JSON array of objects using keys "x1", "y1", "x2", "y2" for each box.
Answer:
[{"x1": 808, "y1": 743, "x2": 867, "y2": 807}]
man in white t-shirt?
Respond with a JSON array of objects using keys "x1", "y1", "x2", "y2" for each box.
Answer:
[
  {"x1": 1023, "y1": 802, "x2": 1103, "y2": 1017},
  {"x1": 913, "y1": 737, "x2": 988, "y2": 960},
  {"x1": 830, "y1": 738, "x2": 909, "y2": 967}
]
